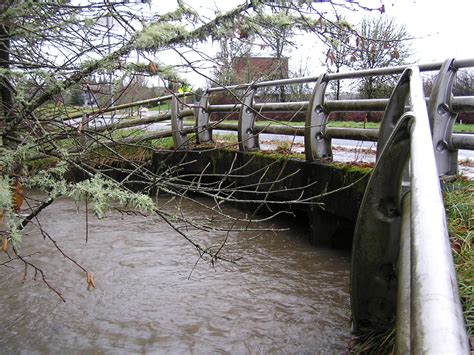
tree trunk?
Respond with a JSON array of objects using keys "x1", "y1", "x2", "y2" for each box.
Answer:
[
  {"x1": 0, "y1": 19, "x2": 12, "y2": 146},
  {"x1": 275, "y1": 37, "x2": 286, "y2": 102}
]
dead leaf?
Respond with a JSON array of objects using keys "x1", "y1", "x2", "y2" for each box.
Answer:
[
  {"x1": 2, "y1": 238, "x2": 8, "y2": 253},
  {"x1": 148, "y1": 61, "x2": 158, "y2": 75},
  {"x1": 87, "y1": 272, "x2": 96, "y2": 290},
  {"x1": 13, "y1": 180, "x2": 24, "y2": 213}
]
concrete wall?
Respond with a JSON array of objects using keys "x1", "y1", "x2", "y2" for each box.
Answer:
[{"x1": 153, "y1": 149, "x2": 371, "y2": 249}]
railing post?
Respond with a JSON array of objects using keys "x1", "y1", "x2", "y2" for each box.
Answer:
[
  {"x1": 196, "y1": 91, "x2": 212, "y2": 144},
  {"x1": 304, "y1": 74, "x2": 331, "y2": 162},
  {"x1": 171, "y1": 95, "x2": 188, "y2": 149},
  {"x1": 429, "y1": 58, "x2": 458, "y2": 176},
  {"x1": 238, "y1": 88, "x2": 259, "y2": 151}
]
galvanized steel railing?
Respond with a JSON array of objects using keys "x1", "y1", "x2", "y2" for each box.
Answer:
[
  {"x1": 72, "y1": 58, "x2": 474, "y2": 178},
  {"x1": 199, "y1": 58, "x2": 474, "y2": 176}
]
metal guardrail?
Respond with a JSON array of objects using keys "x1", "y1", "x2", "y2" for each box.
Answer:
[
  {"x1": 351, "y1": 66, "x2": 469, "y2": 353},
  {"x1": 205, "y1": 95, "x2": 474, "y2": 114},
  {"x1": 70, "y1": 58, "x2": 474, "y2": 176},
  {"x1": 205, "y1": 58, "x2": 474, "y2": 93},
  {"x1": 201, "y1": 58, "x2": 474, "y2": 176}
]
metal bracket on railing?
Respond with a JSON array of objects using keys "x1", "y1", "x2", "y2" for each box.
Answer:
[
  {"x1": 238, "y1": 89, "x2": 259, "y2": 151},
  {"x1": 196, "y1": 91, "x2": 212, "y2": 143},
  {"x1": 429, "y1": 58, "x2": 458, "y2": 175},
  {"x1": 171, "y1": 95, "x2": 188, "y2": 149},
  {"x1": 353, "y1": 68, "x2": 418, "y2": 331},
  {"x1": 351, "y1": 112, "x2": 411, "y2": 332},
  {"x1": 305, "y1": 74, "x2": 330, "y2": 162}
]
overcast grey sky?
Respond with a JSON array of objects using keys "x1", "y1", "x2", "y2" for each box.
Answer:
[
  {"x1": 146, "y1": 0, "x2": 474, "y2": 87},
  {"x1": 377, "y1": 0, "x2": 473, "y2": 61}
]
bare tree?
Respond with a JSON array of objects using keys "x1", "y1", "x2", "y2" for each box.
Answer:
[
  {"x1": 243, "y1": 9, "x2": 319, "y2": 102},
  {"x1": 213, "y1": 35, "x2": 254, "y2": 86},
  {"x1": 325, "y1": 18, "x2": 354, "y2": 100},
  {"x1": 352, "y1": 16, "x2": 413, "y2": 99},
  {"x1": 453, "y1": 68, "x2": 474, "y2": 96},
  {"x1": 0, "y1": 0, "x2": 382, "y2": 299}
]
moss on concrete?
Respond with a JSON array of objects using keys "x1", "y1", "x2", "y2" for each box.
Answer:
[
  {"x1": 249, "y1": 150, "x2": 305, "y2": 161},
  {"x1": 330, "y1": 162, "x2": 373, "y2": 175}
]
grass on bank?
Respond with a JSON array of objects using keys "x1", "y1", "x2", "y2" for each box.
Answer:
[
  {"x1": 444, "y1": 178, "x2": 474, "y2": 336},
  {"x1": 50, "y1": 128, "x2": 176, "y2": 166},
  {"x1": 148, "y1": 103, "x2": 171, "y2": 112}
]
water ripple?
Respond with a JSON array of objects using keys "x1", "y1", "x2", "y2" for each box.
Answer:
[{"x1": 0, "y1": 197, "x2": 351, "y2": 353}]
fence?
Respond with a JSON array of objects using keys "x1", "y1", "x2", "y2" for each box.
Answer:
[{"x1": 71, "y1": 58, "x2": 474, "y2": 175}]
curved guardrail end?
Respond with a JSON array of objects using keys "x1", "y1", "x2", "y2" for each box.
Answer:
[
  {"x1": 429, "y1": 58, "x2": 458, "y2": 176},
  {"x1": 377, "y1": 69, "x2": 411, "y2": 160},
  {"x1": 196, "y1": 92, "x2": 212, "y2": 144},
  {"x1": 171, "y1": 96, "x2": 188, "y2": 149},
  {"x1": 351, "y1": 113, "x2": 412, "y2": 332},
  {"x1": 238, "y1": 89, "x2": 259, "y2": 151},
  {"x1": 304, "y1": 74, "x2": 331, "y2": 162}
]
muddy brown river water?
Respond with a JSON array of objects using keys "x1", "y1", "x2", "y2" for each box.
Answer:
[{"x1": 0, "y1": 196, "x2": 351, "y2": 354}]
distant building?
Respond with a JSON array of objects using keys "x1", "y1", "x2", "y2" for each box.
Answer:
[
  {"x1": 210, "y1": 56, "x2": 292, "y2": 121},
  {"x1": 231, "y1": 57, "x2": 289, "y2": 84}
]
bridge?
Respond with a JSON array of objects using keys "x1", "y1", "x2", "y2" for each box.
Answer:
[{"x1": 68, "y1": 58, "x2": 473, "y2": 353}]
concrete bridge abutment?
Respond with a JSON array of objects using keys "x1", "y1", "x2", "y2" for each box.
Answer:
[{"x1": 152, "y1": 149, "x2": 370, "y2": 249}]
